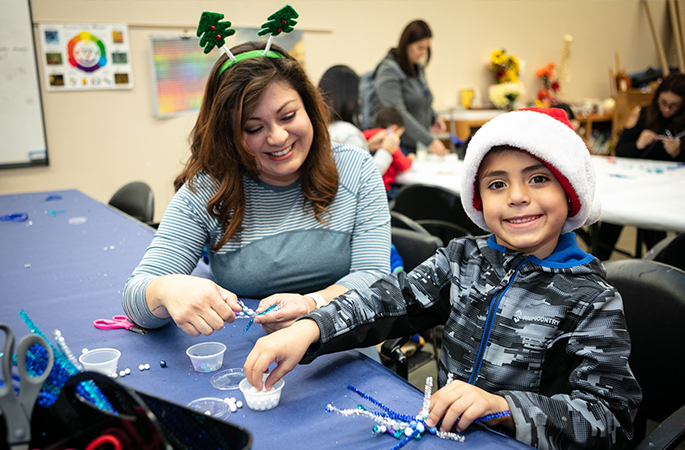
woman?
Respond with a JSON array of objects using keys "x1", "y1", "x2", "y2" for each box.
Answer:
[
  {"x1": 596, "y1": 73, "x2": 685, "y2": 260},
  {"x1": 318, "y1": 64, "x2": 398, "y2": 175},
  {"x1": 122, "y1": 42, "x2": 390, "y2": 337},
  {"x1": 372, "y1": 19, "x2": 448, "y2": 156}
]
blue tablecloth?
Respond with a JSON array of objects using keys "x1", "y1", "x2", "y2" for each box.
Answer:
[{"x1": 0, "y1": 189, "x2": 533, "y2": 450}]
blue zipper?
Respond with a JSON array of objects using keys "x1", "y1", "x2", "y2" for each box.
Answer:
[{"x1": 467, "y1": 257, "x2": 531, "y2": 385}]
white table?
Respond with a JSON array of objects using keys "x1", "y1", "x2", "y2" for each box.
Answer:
[{"x1": 395, "y1": 154, "x2": 685, "y2": 233}]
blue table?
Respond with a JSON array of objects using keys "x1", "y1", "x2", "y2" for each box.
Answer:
[{"x1": 0, "y1": 189, "x2": 533, "y2": 450}]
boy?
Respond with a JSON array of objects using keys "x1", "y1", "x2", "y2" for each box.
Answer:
[
  {"x1": 245, "y1": 108, "x2": 641, "y2": 449},
  {"x1": 363, "y1": 106, "x2": 415, "y2": 196}
]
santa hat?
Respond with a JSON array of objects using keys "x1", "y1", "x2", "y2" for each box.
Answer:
[{"x1": 460, "y1": 107, "x2": 601, "y2": 233}]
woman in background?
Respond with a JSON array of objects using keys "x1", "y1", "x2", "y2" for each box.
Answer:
[
  {"x1": 319, "y1": 64, "x2": 400, "y2": 175},
  {"x1": 596, "y1": 73, "x2": 685, "y2": 260},
  {"x1": 372, "y1": 20, "x2": 448, "y2": 156}
]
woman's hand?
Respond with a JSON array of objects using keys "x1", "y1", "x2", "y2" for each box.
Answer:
[
  {"x1": 244, "y1": 319, "x2": 321, "y2": 390},
  {"x1": 662, "y1": 137, "x2": 682, "y2": 158},
  {"x1": 367, "y1": 129, "x2": 387, "y2": 152},
  {"x1": 431, "y1": 117, "x2": 447, "y2": 134},
  {"x1": 146, "y1": 274, "x2": 241, "y2": 337},
  {"x1": 428, "y1": 138, "x2": 449, "y2": 156},
  {"x1": 425, "y1": 380, "x2": 514, "y2": 433},
  {"x1": 636, "y1": 129, "x2": 659, "y2": 150},
  {"x1": 253, "y1": 293, "x2": 314, "y2": 334}
]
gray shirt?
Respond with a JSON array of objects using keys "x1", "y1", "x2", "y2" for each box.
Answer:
[{"x1": 374, "y1": 56, "x2": 436, "y2": 151}]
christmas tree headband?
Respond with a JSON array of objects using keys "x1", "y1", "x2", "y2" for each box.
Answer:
[{"x1": 196, "y1": 4, "x2": 299, "y2": 77}]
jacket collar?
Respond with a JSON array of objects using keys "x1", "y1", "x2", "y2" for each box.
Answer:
[{"x1": 486, "y1": 232, "x2": 596, "y2": 269}]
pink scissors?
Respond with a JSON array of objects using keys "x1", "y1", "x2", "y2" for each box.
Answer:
[{"x1": 94, "y1": 315, "x2": 147, "y2": 334}]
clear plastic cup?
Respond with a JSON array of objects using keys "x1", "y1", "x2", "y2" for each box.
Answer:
[
  {"x1": 239, "y1": 377, "x2": 285, "y2": 411},
  {"x1": 79, "y1": 348, "x2": 121, "y2": 375},
  {"x1": 186, "y1": 342, "x2": 226, "y2": 373}
]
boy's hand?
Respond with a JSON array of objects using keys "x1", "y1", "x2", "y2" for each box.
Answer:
[
  {"x1": 425, "y1": 380, "x2": 514, "y2": 433},
  {"x1": 244, "y1": 319, "x2": 321, "y2": 390}
]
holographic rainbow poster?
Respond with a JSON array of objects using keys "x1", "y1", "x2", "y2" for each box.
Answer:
[
  {"x1": 39, "y1": 23, "x2": 133, "y2": 91},
  {"x1": 149, "y1": 36, "x2": 215, "y2": 118}
]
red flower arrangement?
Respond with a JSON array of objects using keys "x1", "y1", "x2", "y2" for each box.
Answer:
[{"x1": 535, "y1": 63, "x2": 560, "y2": 107}]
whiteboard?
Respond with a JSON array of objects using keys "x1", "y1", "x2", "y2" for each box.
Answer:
[{"x1": 0, "y1": 0, "x2": 48, "y2": 169}]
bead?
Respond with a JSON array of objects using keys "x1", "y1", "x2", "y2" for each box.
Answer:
[
  {"x1": 404, "y1": 427, "x2": 413, "y2": 436},
  {"x1": 144, "y1": 363, "x2": 150, "y2": 370},
  {"x1": 236, "y1": 400, "x2": 243, "y2": 408},
  {"x1": 119, "y1": 370, "x2": 126, "y2": 377},
  {"x1": 139, "y1": 364, "x2": 145, "y2": 371},
  {"x1": 160, "y1": 360, "x2": 167, "y2": 368},
  {"x1": 125, "y1": 368, "x2": 131, "y2": 374},
  {"x1": 82, "y1": 348, "x2": 89, "y2": 354}
]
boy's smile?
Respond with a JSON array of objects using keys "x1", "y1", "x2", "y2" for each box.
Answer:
[{"x1": 478, "y1": 148, "x2": 568, "y2": 259}]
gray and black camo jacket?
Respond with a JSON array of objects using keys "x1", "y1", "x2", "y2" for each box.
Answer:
[{"x1": 304, "y1": 233, "x2": 642, "y2": 450}]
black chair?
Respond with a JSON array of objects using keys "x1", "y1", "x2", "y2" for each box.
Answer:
[
  {"x1": 108, "y1": 181, "x2": 156, "y2": 227},
  {"x1": 391, "y1": 183, "x2": 483, "y2": 237},
  {"x1": 390, "y1": 211, "x2": 431, "y2": 235},
  {"x1": 643, "y1": 233, "x2": 685, "y2": 272},
  {"x1": 603, "y1": 259, "x2": 685, "y2": 448},
  {"x1": 380, "y1": 227, "x2": 443, "y2": 380}
]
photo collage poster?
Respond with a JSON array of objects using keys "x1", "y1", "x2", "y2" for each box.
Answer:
[
  {"x1": 39, "y1": 23, "x2": 133, "y2": 91},
  {"x1": 150, "y1": 29, "x2": 303, "y2": 118}
]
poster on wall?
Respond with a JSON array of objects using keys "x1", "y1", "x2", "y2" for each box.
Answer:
[
  {"x1": 149, "y1": 29, "x2": 302, "y2": 118},
  {"x1": 39, "y1": 23, "x2": 133, "y2": 91}
]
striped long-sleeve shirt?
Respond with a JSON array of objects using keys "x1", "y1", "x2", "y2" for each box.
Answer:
[{"x1": 122, "y1": 144, "x2": 391, "y2": 328}]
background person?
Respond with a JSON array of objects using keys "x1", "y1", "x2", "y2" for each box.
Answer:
[
  {"x1": 318, "y1": 64, "x2": 398, "y2": 175},
  {"x1": 371, "y1": 19, "x2": 448, "y2": 156},
  {"x1": 122, "y1": 42, "x2": 390, "y2": 337},
  {"x1": 596, "y1": 73, "x2": 685, "y2": 260}
]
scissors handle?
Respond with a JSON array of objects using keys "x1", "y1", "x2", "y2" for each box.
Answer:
[
  {"x1": 94, "y1": 316, "x2": 132, "y2": 329},
  {"x1": 16, "y1": 334, "x2": 53, "y2": 418}
]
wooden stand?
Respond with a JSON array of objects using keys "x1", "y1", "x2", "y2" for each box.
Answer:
[{"x1": 611, "y1": 89, "x2": 655, "y2": 150}]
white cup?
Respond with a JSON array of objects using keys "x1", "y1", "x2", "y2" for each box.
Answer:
[{"x1": 79, "y1": 348, "x2": 121, "y2": 375}]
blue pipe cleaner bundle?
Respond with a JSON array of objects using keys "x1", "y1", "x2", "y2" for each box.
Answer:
[{"x1": 326, "y1": 377, "x2": 511, "y2": 450}]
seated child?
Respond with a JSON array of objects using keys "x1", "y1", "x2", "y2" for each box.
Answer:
[
  {"x1": 363, "y1": 107, "x2": 414, "y2": 194},
  {"x1": 244, "y1": 108, "x2": 641, "y2": 450}
]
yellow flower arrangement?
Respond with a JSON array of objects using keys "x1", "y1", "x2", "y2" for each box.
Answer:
[{"x1": 489, "y1": 49, "x2": 520, "y2": 84}]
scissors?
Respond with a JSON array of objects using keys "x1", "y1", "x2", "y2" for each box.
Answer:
[
  {"x1": 0, "y1": 324, "x2": 54, "y2": 450},
  {"x1": 93, "y1": 315, "x2": 147, "y2": 334}
]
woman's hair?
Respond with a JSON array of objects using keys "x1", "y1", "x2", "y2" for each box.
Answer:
[
  {"x1": 646, "y1": 72, "x2": 685, "y2": 133},
  {"x1": 318, "y1": 65, "x2": 360, "y2": 126},
  {"x1": 389, "y1": 19, "x2": 432, "y2": 77},
  {"x1": 176, "y1": 42, "x2": 338, "y2": 251}
]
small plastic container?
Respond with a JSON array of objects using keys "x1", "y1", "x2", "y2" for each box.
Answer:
[
  {"x1": 79, "y1": 348, "x2": 121, "y2": 375},
  {"x1": 210, "y1": 368, "x2": 245, "y2": 390},
  {"x1": 186, "y1": 342, "x2": 226, "y2": 373},
  {"x1": 239, "y1": 377, "x2": 285, "y2": 411},
  {"x1": 187, "y1": 397, "x2": 230, "y2": 419}
]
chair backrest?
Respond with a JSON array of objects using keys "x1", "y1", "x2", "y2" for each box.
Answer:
[
  {"x1": 643, "y1": 233, "x2": 685, "y2": 272},
  {"x1": 108, "y1": 181, "x2": 154, "y2": 224},
  {"x1": 603, "y1": 259, "x2": 685, "y2": 439},
  {"x1": 391, "y1": 184, "x2": 483, "y2": 236},
  {"x1": 391, "y1": 227, "x2": 443, "y2": 272}
]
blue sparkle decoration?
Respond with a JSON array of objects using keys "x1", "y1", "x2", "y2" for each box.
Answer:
[
  {"x1": 17, "y1": 310, "x2": 116, "y2": 413},
  {"x1": 326, "y1": 377, "x2": 511, "y2": 449},
  {"x1": 237, "y1": 302, "x2": 280, "y2": 332}
]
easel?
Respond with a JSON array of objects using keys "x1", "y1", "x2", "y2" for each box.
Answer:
[{"x1": 641, "y1": 0, "x2": 685, "y2": 75}]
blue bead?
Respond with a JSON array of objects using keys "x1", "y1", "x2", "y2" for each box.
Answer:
[{"x1": 160, "y1": 360, "x2": 167, "y2": 368}]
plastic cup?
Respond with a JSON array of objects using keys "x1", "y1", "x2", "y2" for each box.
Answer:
[
  {"x1": 186, "y1": 342, "x2": 226, "y2": 373},
  {"x1": 239, "y1": 377, "x2": 285, "y2": 411},
  {"x1": 187, "y1": 397, "x2": 230, "y2": 419},
  {"x1": 79, "y1": 348, "x2": 121, "y2": 375}
]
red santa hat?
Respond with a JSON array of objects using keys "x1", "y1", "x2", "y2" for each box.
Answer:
[{"x1": 460, "y1": 107, "x2": 601, "y2": 233}]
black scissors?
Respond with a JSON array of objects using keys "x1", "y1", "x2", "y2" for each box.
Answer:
[{"x1": 0, "y1": 324, "x2": 54, "y2": 450}]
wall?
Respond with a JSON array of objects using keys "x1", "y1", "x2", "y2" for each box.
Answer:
[{"x1": 0, "y1": 0, "x2": 675, "y2": 220}]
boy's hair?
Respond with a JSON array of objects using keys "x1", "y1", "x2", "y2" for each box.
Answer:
[
  {"x1": 461, "y1": 107, "x2": 601, "y2": 233},
  {"x1": 373, "y1": 106, "x2": 405, "y2": 129},
  {"x1": 178, "y1": 41, "x2": 338, "y2": 251}
]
